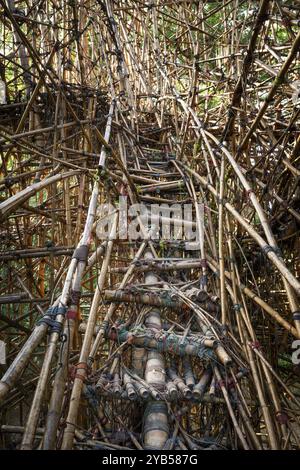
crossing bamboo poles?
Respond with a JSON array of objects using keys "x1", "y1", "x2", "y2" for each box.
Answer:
[
  {"x1": 142, "y1": 249, "x2": 169, "y2": 450},
  {"x1": 60, "y1": 101, "x2": 116, "y2": 449},
  {"x1": 19, "y1": 190, "x2": 99, "y2": 449},
  {"x1": 180, "y1": 163, "x2": 300, "y2": 295},
  {"x1": 1, "y1": 0, "x2": 300, "y2": 450},
  {"x1": 61, "y1": 213, "x2": 118, "y2": 449},
  {"x1": 2, "y1": 100, "x2": 115, "y2": 445}
]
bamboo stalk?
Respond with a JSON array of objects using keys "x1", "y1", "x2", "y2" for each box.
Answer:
[{"x1": 61, "y1": 213, "x2": 118, "y2": 449}]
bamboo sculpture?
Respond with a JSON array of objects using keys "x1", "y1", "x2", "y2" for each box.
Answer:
[{"x1": 0, "y1": 0, "x2": 300, "y2": 451}]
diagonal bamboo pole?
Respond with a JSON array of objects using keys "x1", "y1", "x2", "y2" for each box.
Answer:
[{"x1": 61, "y1": 213, "x2": 118, "y2": 449}]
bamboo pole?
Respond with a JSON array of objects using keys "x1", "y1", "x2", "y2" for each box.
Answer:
[{"x1": 61, "y1": 213, "x2": 118, "y2": 449}]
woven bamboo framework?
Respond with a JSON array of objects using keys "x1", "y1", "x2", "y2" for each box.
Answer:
[{"x1": 0, "y1": 0, "x2": 299, "y2": 450}]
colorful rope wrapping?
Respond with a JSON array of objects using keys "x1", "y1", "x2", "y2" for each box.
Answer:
[{"x1": 105, "y1": 323, "x2": 217, "y2": 361}]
